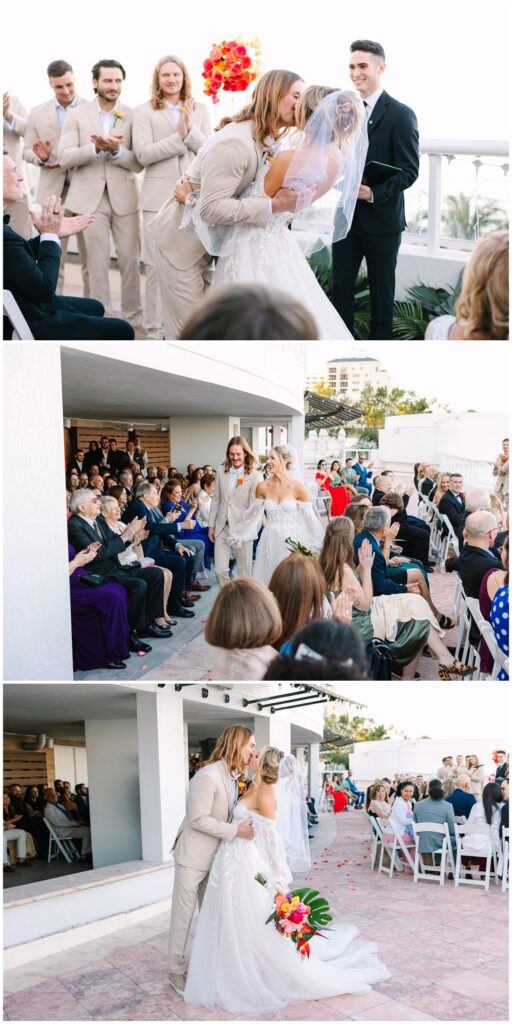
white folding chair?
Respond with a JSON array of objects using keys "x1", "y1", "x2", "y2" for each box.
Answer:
[
  {"x1": 466, "y1": 598, "x2": 509, "y2": 680},
  {"x1": 44, "y1": 818, "x2": 80, "y2": 863},
  {"x1": 501, "y1": 827, "x2": 509, "y2": 892},
  {"x1": 378, "y1": 818, "x2": 416, "y2": 878},
  {"x1": 454, "y1": 822, "x2": 498, "y2": 890},
  {"x1": 3, "y1": 289, "x2": 34, "y2": 340},
  {"x1": 440, "y1": 513, "x2": 460, "y2": 559},
  {"x1": 412, "y1": 822, "x2": 455, "y2": 885},
  {"x1": 454, "y1": 584, "x2": 475, "y2": 665},
  {"x1": 365, "y1": 811, "x2": 384, "y2": 870},
  {"x1": 307, "y1": 482, "x2": 332, "y2": 519}
]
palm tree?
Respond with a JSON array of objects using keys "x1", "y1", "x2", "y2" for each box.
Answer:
[{"x1": 442, "y1": 193, "x2": 508, "y2": 241}]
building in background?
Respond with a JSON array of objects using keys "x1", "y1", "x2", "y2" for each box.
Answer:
[
  {"x1": 326, "y1": 358, "x2": 391, "y2": 402},
  {"x1": 3, "y1": 682, "x2": 360, "y2": 968},
  {"x1": 349, "y1": 737, "x2": 504, "y2": 787}
]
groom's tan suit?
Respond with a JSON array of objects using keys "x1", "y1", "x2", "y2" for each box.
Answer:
[
  {"x1": 147, "y1": 119, "x2": 272, "y2": 338},
  {"x1": 209, "y1": 463, "x2": 262, "y2": 586},
  {"x1": 168, "y1": 759, "x2": 238, "y2": 976}
]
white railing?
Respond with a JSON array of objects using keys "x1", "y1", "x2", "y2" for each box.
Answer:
[
  {"x1": 406, "y1": 139, "x2": 509, "y2": 254},
  {"x1": 293, "y1": 138, "x2": 509, "y2": 257},
  {"x1": 438, "y1": 453, "x2": 496, "y2": 491}
]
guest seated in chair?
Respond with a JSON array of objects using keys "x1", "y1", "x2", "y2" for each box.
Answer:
[{"x1": 3, "y1": 153, "x2": 134, "y2": 340}]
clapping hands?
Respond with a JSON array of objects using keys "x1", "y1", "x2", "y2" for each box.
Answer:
[
  {"x1": 358, "y1": 537, "x2": 375, "y2": 571},
  {"x1": 177, "y1": 98, "x2": 194, "y2": 139},
  {"x1": 331, "y1": 589, "x2": 355, "y2": 624}
]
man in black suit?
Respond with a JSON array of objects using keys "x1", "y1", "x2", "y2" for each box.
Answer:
[
  {"x1": 438, "y1": 474, "x2": 466, "y2": 535},
  {"x1": 107, "y1": 438, "x2": 123, "y2": 475},
  {"x1": 67, "y1": 449, "x2": 86, "y2": 475},
  {"x1": 495, "y1": 752, "x2": 508, "y2": 782},
  {"x1": 67, "y1": 488, "x2": 172, "y2": 652},
  {"x1": 124, "y1": 483, "x2": 198, "y2": 618},
  {"x1": 450, "y1": 511, "x2": 502, "y2": 597},
  {"x1": 3, "y1": 152, "x2": 134, "y2": 340},
  {"x1": 332, "y1": 40, "x2": 419, "y2": 339},
  {"x1": 420, "y1": 465, "x2": 437, "y2": 502}
]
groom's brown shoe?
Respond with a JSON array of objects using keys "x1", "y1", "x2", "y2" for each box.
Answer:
[{"x1": 168, "y1": 973, "x2": 186, "y2": 995}]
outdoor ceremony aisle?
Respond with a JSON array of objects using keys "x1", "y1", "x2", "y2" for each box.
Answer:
[{"x1": 4, "y1": 811, "x2": 508, "y2": 1021}]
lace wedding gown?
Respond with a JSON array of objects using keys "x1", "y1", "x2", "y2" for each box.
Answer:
[
  {"x1": 229, "y1": 498, "x2": 325, "y2": 586},
  {"x1": 182, "y1": 160, "x2": 353, "y2": 340},
  {"x1": 184, "y1": 801, "x2": 390, "y2": 1014}
]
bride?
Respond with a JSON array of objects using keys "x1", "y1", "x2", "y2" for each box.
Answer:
[
  {"x1": 184, "y1": 745, "x2": 390, "y2": 1014},
  {"x1": 228, "y1": 444, "x2": 325, "y2": 586},
  {"x1": 175, "y1": 86, "x2": 367, "y2": 339}
]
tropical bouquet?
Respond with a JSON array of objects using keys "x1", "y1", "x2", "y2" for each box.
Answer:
[
  {"x1": 284, "y1": 537, "x2": 318, "y2": 559},
  {"x1": 255, "y1": 877, "x2": 332, "y2": 958},
  {"x1": 202, "y1": 38, "x2": 262, "y2": 104}
]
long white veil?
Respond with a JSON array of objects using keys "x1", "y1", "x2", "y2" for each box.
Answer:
[
  {"x1": 275, "y1": 753, "x2": 311, "y2": 873},
  {"x1": 283, "y1": 89, "x2": 368, "y2": 253}
]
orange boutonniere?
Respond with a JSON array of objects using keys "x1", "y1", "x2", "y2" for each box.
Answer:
[{"x1": 236, "y1": 474, "x2": 245, "y2": 488}]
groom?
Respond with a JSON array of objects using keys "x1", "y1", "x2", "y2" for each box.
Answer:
[
  {"x1": 148, "y1": 68, "x2": 304, "y2": 339},
  {"x1": 332, "y1": 40, "x2": 419, "y2": 339},
  {"x1": 208, "y1": 435, "x2": 263, "y2": 586},
  {"x1": 168, "y1": 725, "x2": 256, "y2": 994}
]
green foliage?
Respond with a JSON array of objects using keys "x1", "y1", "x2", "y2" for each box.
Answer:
[
  {"x1": 358, "y1": 383, "x2": 437, "y2": 429},
  {"x1": 324, "y1": 711, "x2": 391, "y2": 743},
  {"x1": 307, "y1": 245, "x2": 332, "y2": 300},
  {"x1": 442, "y1": 194, "x2": 508, "y2": 240}
]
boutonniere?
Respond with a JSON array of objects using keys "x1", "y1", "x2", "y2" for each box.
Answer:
[
  {"x1": 112, "y1": 109, "x2": 123, "y2": 125},
  {"x1": 236, "y1": 474, "x2": 245, "y2": 488},
  {"x1": 237, "y1": 778, "x2": 247, "y2": 796}
]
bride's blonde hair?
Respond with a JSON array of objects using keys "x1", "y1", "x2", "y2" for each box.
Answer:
[
  {"x1": 258, "y1": 746, "x2": 285, "y2": 785},
  {"x1": 270, "y1": 445, "x2": 294, "y2": 471},
  {"x1": 294, "y1": 85, "x2": 337, "y2": 130},
  {"x1": 216, "y1": 69, "x2": 303, "y2": 146}
]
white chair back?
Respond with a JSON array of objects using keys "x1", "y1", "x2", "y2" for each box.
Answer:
[
  {"x1": 454, "y1": 821, "x2": 497, "y2": 891},
  {"x1": 501, "y1": 826, "x2": 509, "y2": 892},
  {"x1": 3, "y1": 289, "x2": 34, "y2": 340},
  {"x1": 412, "y1": 821, "x2": 455, "y2": 885},
  {"x1": 43, "y1": 818, "x2": 80, "y2": 864}
]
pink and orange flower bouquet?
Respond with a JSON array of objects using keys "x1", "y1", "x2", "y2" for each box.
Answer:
[
  {"x1": 255, "y1": 877, "x2": 332, "y2": 958},
  {"x1": 202, "y1": 38, "x2": 262, "y2": 104}
]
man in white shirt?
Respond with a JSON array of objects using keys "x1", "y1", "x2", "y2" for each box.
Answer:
[{"x1": 44, "y1": 788, "x2": 92, "y2": 858}]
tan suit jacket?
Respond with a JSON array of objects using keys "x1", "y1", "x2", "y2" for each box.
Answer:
[
  {"x1": 3, "y1": 95, "x2": 28, "y2": 163},
  {"x1": 172, "y1": 760, "x2": 238, "y2": 871},
  {"x1": 23, "y1": 96, "x2": 86, "y2": 201},
  {"x1": 208, "y1": 465, "x2": 263, "y2": 534},
  {"x1": 133, "y1": 100, "x2": 211, "y2": 212},
  {"x1": 58, "y1": 99, "x2": 142, "y2": 215},
  {"x1": 147, "y1": 119, "x2": 271, "y2": 271}
]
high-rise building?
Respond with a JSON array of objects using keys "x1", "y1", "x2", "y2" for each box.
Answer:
[{"x1": 326, "y1": 357, "x2": 391, "y2": 401}]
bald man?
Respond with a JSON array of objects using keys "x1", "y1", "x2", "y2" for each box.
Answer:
[{"x1": 455, "y1": 511, "x2": 502, "y2": 597}]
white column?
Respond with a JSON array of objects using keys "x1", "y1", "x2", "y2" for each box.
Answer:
[
  {"x1": 4, "y1": 344, "x2": 73, "y2": 679},
  {"x1": 169, "y1": 415, "x2": 240, "y2": 472},
  {"x1": 136, "y1": 687, "x2": 186, "y2": 862},
  {"x1": 308, "y1": 743, "x2": 321, "y2": 801},
  {"x1": 85, "y1": 718, "x2": 142, "y2": 868},
  {"x1": 288, "y1": 415, "x2": 305, "y2": 474},
  {"x1": 253, "y1": 713, "x2": 291, "y2": 754}
]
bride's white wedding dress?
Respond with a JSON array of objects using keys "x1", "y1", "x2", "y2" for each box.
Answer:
[
  {"x1": 181, "y1": 159, "x2": 353, "y2": 340},
  {"x1": 229, "y1": 497, "x2": 325, "y2": 586},
  {"x1": 184, "y1": 801, "x2": 390, "y2": 1014}
]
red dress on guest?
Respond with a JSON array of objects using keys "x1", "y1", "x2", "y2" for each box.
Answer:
[
  {"x1": 332, "y1": 788, "x2": 349, "y2": 813},
  {"x1": 323, "y1": 480, "x2": 351, "y2": 517}
]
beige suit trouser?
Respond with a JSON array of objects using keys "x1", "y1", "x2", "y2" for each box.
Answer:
[
  {"x1": 142, "y1": 209, "x2": 164, "y2": 336},
  {"x1": 214, "y1": 526, "x2": 254, "y2": 587},
  {"x1": 168, "y1": 861, "x2": 209, "y2": 975},
  {"x1": 5, "y1": 195, "x2": 34, "y2": 240},
  {"x1": 58, "y1": 183, "x2": 89, "y2": 296},
  {"x1": 154, "y1": 245, "x2": 214, "y2": 340},
  {"x1": 83, "y1": 189, "x2": 142, "y2": 323}
]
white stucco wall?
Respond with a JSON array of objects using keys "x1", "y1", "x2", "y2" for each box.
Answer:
[
  {"x1": 170, "y1": 415, "x2": 242, "y2": 470},
  {"x1": 4, "y1": 345, "x2": 73, "y2": 680}
]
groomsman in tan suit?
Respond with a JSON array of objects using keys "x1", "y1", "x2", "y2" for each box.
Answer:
[
  {"x1": 208, "y1": 436, "x2": 263, "y2": 586},
  {"x1": 58, "y1": 59, "x2": 144, "y2": 331},
  {"x1": 133, "y1": 55, "x2": 212, "y2": 338},
  {"x1": 23, "y1": 60, "x2": 89, "y2": 294},
  {"x1": 148, "y1": 69, "x2": 304, "y2": 339},
  {"x1": 168, "y1": 725, "x2": 256, "y2": 994},
  {"x1": 3, "y1": 91, "x2": 33, "y2": 238}
]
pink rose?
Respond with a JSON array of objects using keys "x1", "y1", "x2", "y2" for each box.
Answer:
[{"x1": 289, "y1": 911, "x2": 304, "y2": 924}]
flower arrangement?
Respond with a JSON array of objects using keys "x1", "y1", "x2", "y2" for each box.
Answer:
[
  {"x1": 202, "y1": 38, "x2": 262, "y2": 104},
  {"x1": 284, "y1": 537, "x2": 319, "y2": 559},
  {"x1": 255, "y1": 879, "x2": 332, "y2": 958}
]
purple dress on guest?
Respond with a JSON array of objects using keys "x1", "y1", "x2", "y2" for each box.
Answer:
[{"x1": 68, "y1": 545, "x2": 130, "y2": 670}]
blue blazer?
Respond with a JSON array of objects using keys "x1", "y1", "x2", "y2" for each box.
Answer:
[
  {"x1": 123, "y1": 498, "x2": 178, "y2": 557},
  {"x1": 354, "y1": 529, "x2": 407, "y2": 595},
  {"x1": 4, "y1": 218, "x2": 61, "y2": 323}
]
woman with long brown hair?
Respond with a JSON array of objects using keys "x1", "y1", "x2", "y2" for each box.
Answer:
[
  {"x1": 133, "y1": 55, "x2": 212, "y2": 337},
  {"x1": 269, "y1": 551, "x2": 326, "y2": 650}
]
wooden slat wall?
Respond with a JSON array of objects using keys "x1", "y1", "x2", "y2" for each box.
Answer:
[
  {"x1": 69, "y1": 420, "x2": 171, "y2": 468},
  {"x1": 3, "y1": 750, "x2": 53, "y2": 789}
]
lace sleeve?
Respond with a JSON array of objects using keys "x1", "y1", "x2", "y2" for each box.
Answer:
[
  {"x1": 297, "y1": 501, "x2": 325, "y2": 551},
  {"x1": 226, "y1": 499, "x2": 265, "y2": 548},
  {"x1": 253, "y1": 818, "x2": 293, "y2": 893}
]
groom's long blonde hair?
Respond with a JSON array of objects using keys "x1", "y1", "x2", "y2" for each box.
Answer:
[
  {"x1": 216, "y1": 68, "x2": 302, "y2": 146},
  {"x1": 204, "y1": 724, "x2": 254, "y2": 775}
]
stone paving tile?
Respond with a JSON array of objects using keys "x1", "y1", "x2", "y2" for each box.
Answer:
[{"x1": 3, "y1": 811, "x2": 508, "y2": 1022}]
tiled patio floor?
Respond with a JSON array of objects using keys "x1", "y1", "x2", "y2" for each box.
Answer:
[{"x1": 4, "y1": 810, "x2": 508, "y2": 1021}]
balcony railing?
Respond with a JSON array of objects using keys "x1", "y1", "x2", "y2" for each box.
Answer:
[{"x1": 292, "y1": 138, "x2": 509, "y2": 256}]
